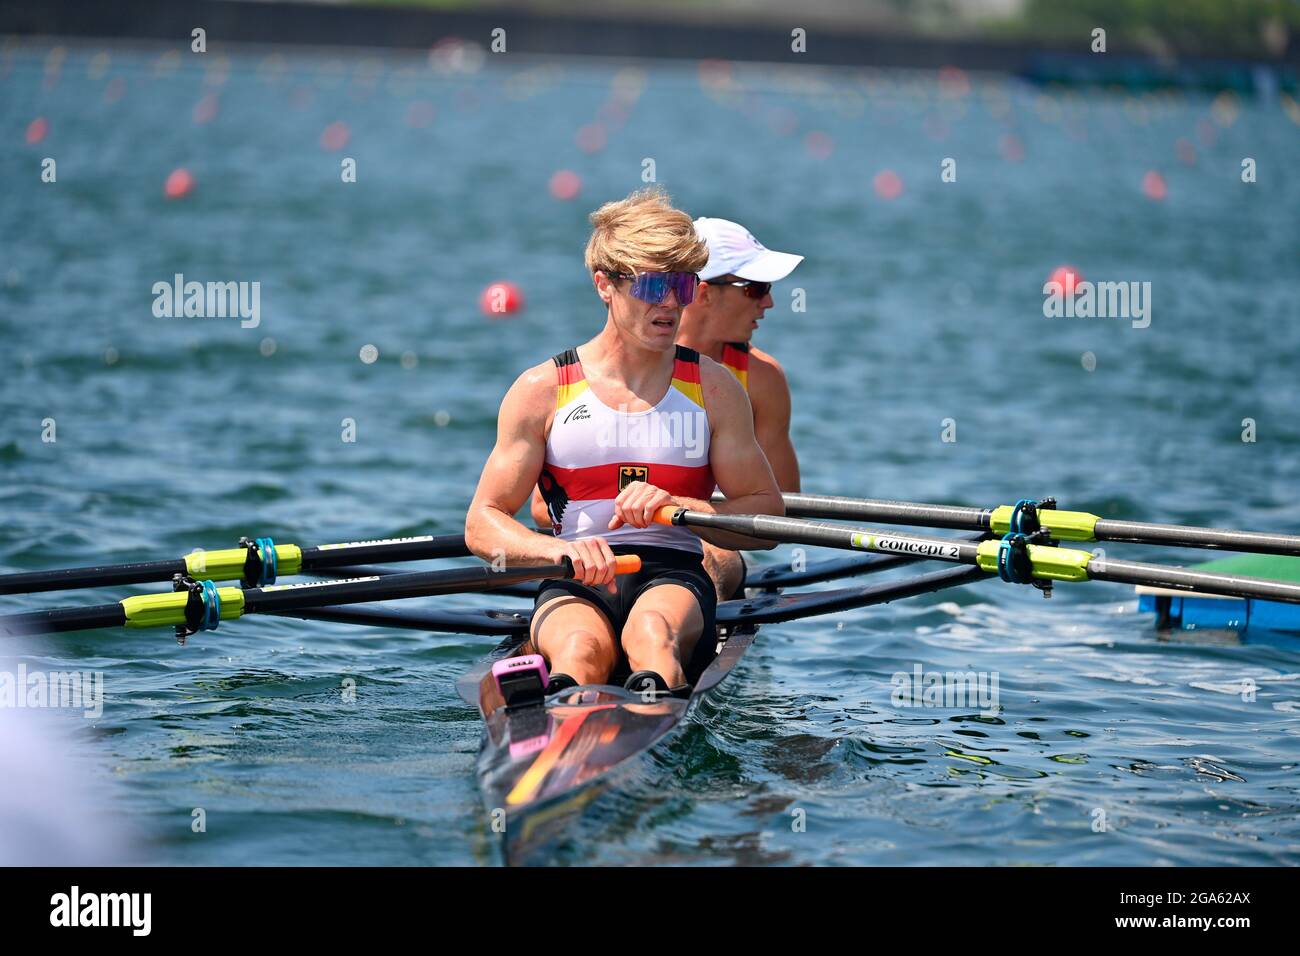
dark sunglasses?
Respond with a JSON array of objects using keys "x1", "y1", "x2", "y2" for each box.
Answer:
[
  {"x1": 602, "y1": 270, "x2": 699, "y2": 306},
  {"x1": 703, "y1": 278, "x2": 772, "y2": 300}
]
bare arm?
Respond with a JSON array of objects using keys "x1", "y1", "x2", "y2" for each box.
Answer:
[
  {"x1": 749, "y1": 347, "x2": 801, "y2": 492},
  {"x1": 465, "y1": 364, "x2": 620, "y2": 587},
  {"x1": 464, "y1": 364, "x2": 567, "y2": 566}
]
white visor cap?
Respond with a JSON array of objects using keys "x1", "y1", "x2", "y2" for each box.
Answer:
[{"x1": 693, "y1": 217, "x2": 804, "y2": 282}]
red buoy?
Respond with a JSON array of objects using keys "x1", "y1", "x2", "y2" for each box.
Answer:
[
  {"x1": 480, "y1": 281, "x2": 524, "y2": 317},
  {"x1": 549, "y1": 170, "x2": 582, "y2": 201},
  {"x1": 873, "y1": 169, "x2": 903, "y2": 200},
  {"x1": 164, "y1": 167, "x2": 195, "y2": 200},
  {"x1": 1141, "y1": 170, "x2": 1168, "y2": 201},
  {"x1": 1047, "y1": 265, "x2": 1083, "y2": 295},
  {"x1": 26, "y1": 117, "x2": 49, "y2": 145}
]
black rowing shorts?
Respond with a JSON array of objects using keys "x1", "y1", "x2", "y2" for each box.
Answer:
[{"x1": 533, "y1": 545, "x2": 718, "y2": 680}]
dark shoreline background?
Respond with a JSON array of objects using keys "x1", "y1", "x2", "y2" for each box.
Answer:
[{"x1": 4, "y1": 0, "x2": 1297, "y2": 94}]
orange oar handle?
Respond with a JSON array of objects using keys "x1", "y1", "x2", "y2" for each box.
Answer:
[
  {"x1": 652, "y1": 505, "x2": 684, "y2": 526},
  {"x1": 613, "y1": 554, "x2": 642, "y2": 574},
  {"x1": 559, "y1": 554, "x2": 642, "y2": 576}
]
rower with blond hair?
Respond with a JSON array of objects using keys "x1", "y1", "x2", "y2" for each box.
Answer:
[{"x1": 466, "y1": 187, "x2": 783, "y2": 699}]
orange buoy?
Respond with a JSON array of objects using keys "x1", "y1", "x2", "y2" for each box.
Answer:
[
  {"x1": 549, "y1": 170, "x2": 582, "y2": 201},
  {"x1": 1141, "y1": 170, "x2": 1168, "y2": 201},
  {"x1": 480, "y1": 281, "x2": 524, "y2": 317},
  {"x1": 164, "y1": 167, "x2": 195, "y2": 200},
  {"x1": 873, "y1": 169, "x2": 903, "y2": 200},
  {"x1": 26, "y1": 117, "x2": 49, "y2": 144},
  {"x1": 320, "y1": 121, "x2": 350, "y2": 151},
  {"x1": 1047, "y1": 265, "x2": 1083, "y2": 295}
]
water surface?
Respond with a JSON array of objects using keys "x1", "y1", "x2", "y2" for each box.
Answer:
[{"x1": 2, "y1": 42, "x2": 1298, "y2": 865}]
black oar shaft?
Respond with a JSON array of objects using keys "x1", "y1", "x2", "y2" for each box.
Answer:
[
  {"x1": 242, "y1": 563, "x2": 569, "y2": 615},
  {"x1": 677, "y1": 510, "x2": 985, "y2": 564},
  {"x1": 269, "y1": 605, "x2": 530, "y2": 635},
  {"x1": 1, "y1": 604, "x2": 126, "y2": 636},
  {"x1": 1090, "y1": 558, "x2": 1300, "y2": 603},
  {"x1": 0, "y1": 556, "x2": 634, "y2": 637},
  {"x1": 759, "y1": 491, "x2": 1300, "y2": 557},
  {"x1": 0, "y1": 559, "x2": 187, "y2": 596},
  {"x1": 774, "y1": 493, "x2": 993, "y2": 531},
  {"x1": 744, "y1": 531, "x2": 987, "y2": 588},
  {"x1": 1092, "y1": 519, "x2": 1300, "y2": 555},
  {"x1": 667, "y1": 508, "x2": 1300, "y2": 606},
  {"x1": 299, "y1": 534, "x2": 469, "y2": 569},
  {"x1": 0, "y1": 534, "x2": 474, "y2": 597},
  {"x1": 724, "y1": 564, "x2": 990, "y2": 627}
]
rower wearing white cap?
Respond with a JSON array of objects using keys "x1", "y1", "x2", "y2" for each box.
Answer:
[{"x1": 677, "y1": 217, "x2": 804, "y2": 600}]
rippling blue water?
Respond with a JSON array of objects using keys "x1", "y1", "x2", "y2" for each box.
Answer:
[{"x1": 1, "y1": 40, "x2": 1298, "y2": 865}]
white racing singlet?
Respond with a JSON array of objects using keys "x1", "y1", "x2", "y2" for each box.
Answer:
[{"x1": 537, "y1": 346, "x2": 715, "y2": 553}]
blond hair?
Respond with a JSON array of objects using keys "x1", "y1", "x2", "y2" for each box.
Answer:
[{"x1": 583, "y1": 187, "x2": 708, "y2": 276}]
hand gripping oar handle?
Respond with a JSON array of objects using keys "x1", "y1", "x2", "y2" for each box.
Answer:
[
  {"x1": 654, "y1": 506, "x2": 686, "y2": 526},
  {"x1": 564, "y1": 554, "x2": 642, "y2": 576}
]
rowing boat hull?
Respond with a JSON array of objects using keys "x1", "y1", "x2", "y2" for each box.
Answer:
[
  {"x1": 455, "y1": 620, "x2": 760, "y2": 861},
  {"x1": 1137, "y1": 553, "x2": 1300, "y2": 636}
]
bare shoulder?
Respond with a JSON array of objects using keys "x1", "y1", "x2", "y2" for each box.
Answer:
[
  {"x1": 512, "y1": 356, "x2": 559, "y2": 394},
  {"x1": 744, "y1": 345, "x2": 792, "y2": 423},
  {"x1": 499, "y1": 357, "x2": 559, "y2": 427},
  {"x1": 746, "y1": 345, "x2": 791, "y2": 390},
  {"x1": 699, "y1": 354, "x2": 752, "y2": 420}
]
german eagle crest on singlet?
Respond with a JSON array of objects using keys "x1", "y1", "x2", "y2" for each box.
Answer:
[
  {"x1": 538, "y1": 467, "x2": 569, "y2": 535},
  {"x1": 618, "y1": 465, "x2": 649, "y2": 489}
]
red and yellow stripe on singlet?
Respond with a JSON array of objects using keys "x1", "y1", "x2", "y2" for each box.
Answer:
[
  {"x1": 555, "y1": 351, "x2": 590, "y2": 407},
  {"x1": 552, "y1": 346, "x2": 708, "y2": 411},
  {"x1": 721, "y1": 341, "x2": 750, "y2": 392},
  {"x1": 668, "y1": 345, "x2": 706, "y2": 408}
]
